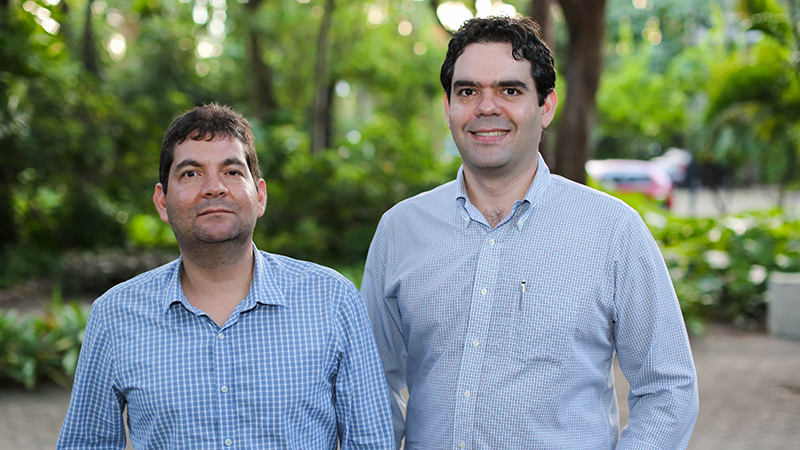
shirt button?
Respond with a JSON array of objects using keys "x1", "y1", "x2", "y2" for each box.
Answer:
[
  {"x1": 221, "y1": 385, "x2": 229, "y2": 393},
  {"x1": 459, "y1": 442, "x2": 466, "y2": 449},
  {"x1": 472, "y1": 339, "x2": 480, "y2": 347},
  {"x1": 488, "y1": 239, "x2": 495, "y2": 246},
  {"x1": 480, "y1": 288, "x2": 487, "y2": 295},
  {"x1": 224, "y1": 439, "x2": 232, "y2": 446},
  {"x1": 464, "y1": 390, "x2": 471, "y2": 398},
  {"x1": 217, "y1": 333, "x2": 225, "y2": 340}
]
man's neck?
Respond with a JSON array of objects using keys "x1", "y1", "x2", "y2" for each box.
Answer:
[
  {"x1": 178, "y1": 240, "x2": 256, "y2": 326},
  {"x1": 463, "y1": 163, "x2": 537, "y2": 228}
]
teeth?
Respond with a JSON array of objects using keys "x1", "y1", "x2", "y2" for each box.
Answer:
[{"x1": 474, "y1": 131, "x2": 507, "y2": 137}]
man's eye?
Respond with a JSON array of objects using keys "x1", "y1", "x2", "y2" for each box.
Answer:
[
  {"x1": 458, "y1": 88, "x2": 474, "y2": 97},
  {"x1": 504, "y1": 88, "x2": 519, "y2": 95},
  {"x1": 227, "y1": 170, "x2": 243, "y2": 176},
  {"x1": 182, "y1": 170, "x2": 198, "y2": 178}
]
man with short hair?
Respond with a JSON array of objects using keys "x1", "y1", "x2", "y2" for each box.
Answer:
[
  {"x1": 58, "y1": 103, "x2": 394, "y2": 449},
  {"x1": 362, "y1": 16, "x2": 698, "y2": 449}
]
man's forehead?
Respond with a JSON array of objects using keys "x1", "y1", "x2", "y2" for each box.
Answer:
[
  {"x1": 453, "y1": 42, "x2": 532, "y2": 81},
  {"x1": 172, "y1": 137, "x2": 246, "y2": 166}
]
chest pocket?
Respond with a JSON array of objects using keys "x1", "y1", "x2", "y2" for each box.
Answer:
[{"x1": 510, "y1": 289, "x2": 575, "y2": 365}]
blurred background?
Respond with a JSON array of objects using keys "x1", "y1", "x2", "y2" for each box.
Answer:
[{"x1": 1, "y1": 0, "x2": 800, "y2": 446}]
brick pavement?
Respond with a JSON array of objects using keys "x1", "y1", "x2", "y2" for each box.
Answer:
[
  {"x1": 684, "y1": 325, "x2": 800, "y2": 450},
  {"x1": 2, "y1": 323, "x2": 799, "y2": 449}
]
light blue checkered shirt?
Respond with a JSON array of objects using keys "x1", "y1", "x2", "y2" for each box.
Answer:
[
  {"x1": 58, "y1": 246, "x2": 394, "y2": 449},
  {"x1": 362, "y1": 154, "x2": 698, "y2": 450}
]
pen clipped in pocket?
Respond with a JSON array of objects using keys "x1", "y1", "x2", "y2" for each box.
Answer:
[{"x1": 518, "y1": 278, "x2": 529, "y2": 311}]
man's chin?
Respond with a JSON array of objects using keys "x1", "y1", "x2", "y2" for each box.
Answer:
[
  {"x1": 191, "y1": 228, "x2": 247, "y2": 245},
  {"x1": 196, "y1": 234, "x2": 243, "y2": 244}
]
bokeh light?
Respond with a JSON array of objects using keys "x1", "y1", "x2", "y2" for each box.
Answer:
[
  {"x1": 398, "y1": 20, "x2": 413, "y2": 36},
  {"x1": 106, "y1": 33, "x2": 126, "y2": 60}
]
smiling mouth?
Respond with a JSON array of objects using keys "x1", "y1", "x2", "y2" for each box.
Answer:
[{"x1": 472, "y1": 130, "x2": 509, "y2": 137}]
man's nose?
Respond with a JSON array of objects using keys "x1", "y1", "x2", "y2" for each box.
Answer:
[
  {"x1": 476, "y1": 94, "x2": 501, "y2": 116},
  {"x1": 202, "y1": 173, "x2": 229, "y2": 197}
]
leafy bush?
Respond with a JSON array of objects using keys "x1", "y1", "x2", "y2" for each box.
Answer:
[
  {"x1": 0, "y1": 290, "x2": 90, "y2": 390},
  {"x1": 650, "y1": 209, "x2": 799, "y2": 332}
]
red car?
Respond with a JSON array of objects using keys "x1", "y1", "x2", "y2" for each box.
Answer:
[{"x1": 585, "y1": 159, "x2": 674, "y2": 208}]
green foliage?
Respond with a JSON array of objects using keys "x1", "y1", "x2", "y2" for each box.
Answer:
[
  {"x1": 0, "y1": 291, "x2": 90, "y2": 390},
  {"x1": 1, "y1": 0, "x2": 454, "y2": 279},
  {"x1": 599, "y1": 190, "x2": 800, "y2": 333},
  {"x1": 0, "y1": 246, "x2": 60, "y2": 289},
  {"x1": 599, "y1": 0, "x2": 800, "y2": 191},
  {"x1": 657, "y1": 209, "x2": 799, "y2": 331},
  {"x1": 596, "y1": 40, "x2": 689, "y2": 159},
  {"x1": 598, "y1": 0, "x2": 720, "y2": 159},
  {"x1": 699, "y1": 4, "x2": 800, "y2": 187},
  {"x1": 256, "y1": 138, "x2": 458, "y2": 266}
]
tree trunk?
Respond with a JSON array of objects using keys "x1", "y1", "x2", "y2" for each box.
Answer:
[
  {"x1": 0, "y1": 137, "x2": 17, "y2": 250},
  {"x1": 553, "y1": 0, "x2": 606, "y2": 184},
  {"x1": 82, "y1": 1, "x2": 100, "y2": 77},
  {"x1": 527, "y1": 0, "x2": 556, "y2": 168},
  {"x1": 245, "y1": 0, "x2": 278, "y2": 123},
  {"x1": 311, "y1": 0, "x2": 336, "y2": 154},
  {"x1": 528, "y1": 0, "x2": 555, "y2": 51}
]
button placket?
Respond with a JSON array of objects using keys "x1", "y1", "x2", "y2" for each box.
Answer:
[
  {"x1": 215, "y1": 327, "x2": 237, "y2": 448},
  {"x1": 452, "y1": 230, "x2": 503, "y2": 448}
]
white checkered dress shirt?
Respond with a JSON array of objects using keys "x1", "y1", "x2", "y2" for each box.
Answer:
[{"x1": 362, "y1": 154, "x2": 698, "y2": 450}]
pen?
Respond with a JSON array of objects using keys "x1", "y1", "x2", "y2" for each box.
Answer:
[
  {"x1": 520, "y1": 279, "x2": 526, "y2": 311},
  {"x1": 520, "y1": 279, "x2": 526, "y2": 293}
]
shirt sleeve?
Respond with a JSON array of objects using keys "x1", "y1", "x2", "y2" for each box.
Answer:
[
  {"x1": 333, "y1": 280, "x2": 396, "y2": 449},
  {"x1": 612, "y1": 212, "x2": 699, "y2": 450},
  {"x1": 57, "y1": 301, "x2": 127, "y2": 450},
  {"x1": 361, "y1": 216, "x2": 407, "y2": 449}
]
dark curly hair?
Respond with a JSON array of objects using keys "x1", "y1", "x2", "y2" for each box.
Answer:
[
  {"x1": 159, "y1": 103, "x2": 260, "y2": 193},
  {"x1": 440, "y1": 16, "x2": 556, "y2": 106}
]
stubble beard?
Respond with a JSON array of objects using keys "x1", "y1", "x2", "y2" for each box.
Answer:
[{"x1": 170, "y1": 210, "x2": 257, "y2": 270}]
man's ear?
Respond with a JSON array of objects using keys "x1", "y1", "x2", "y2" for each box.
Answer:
[
  {"x1": 541, "y1": 90, "x2": 558, "y2": 128},
  {"x1": 256, "y1": 178, "x2": 267, "y2": 218},
  {"x1": 153, "y1": 183, "x2": 170, "y2": 224}
]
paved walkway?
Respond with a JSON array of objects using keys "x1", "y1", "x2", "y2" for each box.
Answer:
[
  {"x1": 2, "y1": 324, "x2": 800, "y2": 449},
  {"x1": 671, "y1": 186, "x2": 800, "y2": 217}
]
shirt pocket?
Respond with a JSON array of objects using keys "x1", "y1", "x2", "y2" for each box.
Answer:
[{"x1": 510, "y1": 288, "x2": 573, "y2": 365}]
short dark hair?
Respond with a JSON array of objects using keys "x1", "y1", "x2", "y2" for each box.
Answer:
[
  {"x1": 440, "y1": 16, "x2": 556, "y2": 106},
  {"x1": 159, "y1": 103, "x2": 260, "y2": 193}
]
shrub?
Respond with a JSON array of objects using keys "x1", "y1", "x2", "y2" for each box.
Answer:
[
  {"x1": 0, "y1": 290, "x2": 90, "y2": 390},
  {"x1": 641, "y1": 207, "x2": 799, "y2": 333}
]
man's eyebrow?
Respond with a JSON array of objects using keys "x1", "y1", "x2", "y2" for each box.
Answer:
[
  {"x1": 173, "y1": 157, "x2": 246, "y2": 172},
  {"x1": 174, "y1": 159, "x2": 202, "y2": 171},
  {"x1": 453, "y1": 80, "x2": 480, "y2": 89},
  {"x1": 452, "y1": 79, "x2": 530, "y2": 90},
  {"x1": 221, "y1": 157, "x2": 247, "y2": 168},
  {"x1": 495, "y1": 79, "x2": 529, "y2": 90}
]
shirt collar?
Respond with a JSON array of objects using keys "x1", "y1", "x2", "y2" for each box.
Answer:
[
  {"x1": 454, "y1": 152, "x2": 553, "y2": 228},
  {"x1": 162, "y1": 243, "x2": 288, "y2": 316}
]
